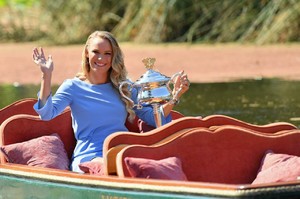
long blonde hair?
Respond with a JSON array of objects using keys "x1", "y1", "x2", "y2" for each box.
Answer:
[{"x1": 76, "y1": 31, "x2": 135, "y2": 121}]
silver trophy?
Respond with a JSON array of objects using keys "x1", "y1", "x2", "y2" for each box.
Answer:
[{"x1": 119, "y1": 57, "x2": 181, "y2": 127}]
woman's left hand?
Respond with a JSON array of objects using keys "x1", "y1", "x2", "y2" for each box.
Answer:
[{"x1": 172, "y1": 70, "x2": 190, "y2": 99}]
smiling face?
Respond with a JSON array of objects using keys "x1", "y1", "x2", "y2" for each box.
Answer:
[{"x1": 86, "y1": 37, "x2": 113, "y2": 84}]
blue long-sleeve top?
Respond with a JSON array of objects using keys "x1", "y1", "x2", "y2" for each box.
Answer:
[{"x1": 33, "y1": 78, "x2": 171, "y2": 172}]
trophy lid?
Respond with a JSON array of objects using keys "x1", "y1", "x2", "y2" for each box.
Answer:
[{"x1": 135, "y1": 58, "x2": 170, "y2": 85}]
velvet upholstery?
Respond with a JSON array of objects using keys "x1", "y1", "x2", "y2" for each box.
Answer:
[
  {"x1": 124, "y1": 156, "x2": 187, "y2": 180},
  {"x1": 104, "y1": 127, "x2": 198, "y2": 175},
  {"x1": 116, "y1": 127, "x2": 300, "y2": 184},
  {"x1": 103, "y1": 115, "x2": 297, "y2": 176},
  {"x1": 0, "y1": 112, "x2": 75, "y2": 163},
  {"x1": 79, "y1": 161, "x2": 105, "y2": 176},
  {"x1": 138, "y1": 110, "x2": 184, "y2": 133},
  {"x1": 252, "y1": 150, "x2": 300, "y2": 184},
  {"x1": 202, "y1": 114, "x2": 297, "y2": 133},
  {"x1": 0, "y1": 98, "x2": 37, "y2": 125},
  {"x1": 104, "y1": 115, "x2": 297, "y2": 153},
  {"x1": 1, "y1": 133, "x2": 69, "y2": 170}
]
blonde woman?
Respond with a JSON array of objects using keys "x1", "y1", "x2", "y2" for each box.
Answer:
[{"x1": 32, "y1": 31, "x2": 190, "y2": 173}]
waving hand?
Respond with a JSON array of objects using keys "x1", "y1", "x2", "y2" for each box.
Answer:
[{"x1": 32, "y1": 47, "x2": 53, "y2": 74}]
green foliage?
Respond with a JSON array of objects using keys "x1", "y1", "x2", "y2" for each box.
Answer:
[
  {"x1": 0, "y1": 0, "x2": 299, "y2": 44},
  {"x1": 0, "y1": 0, "x2": 5, "y2": 7},
  {"x1": 0, "y1": 0, "x2": 37, "y2": 7}
]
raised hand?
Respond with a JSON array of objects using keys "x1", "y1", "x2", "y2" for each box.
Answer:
[
  {"x1": 172, "y1": 70, "x2": 190, "y2": 99},
  {"x1": 32, "y1": 47, "x2": 53, "y2": 74}
]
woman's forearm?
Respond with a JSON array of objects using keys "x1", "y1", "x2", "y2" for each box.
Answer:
[
  {"x1": 161, "y1": 102, "x2": 175, "y2": 117},
  {"x1": 39, "y1": 72, "x2": 52, "y2": 107}
]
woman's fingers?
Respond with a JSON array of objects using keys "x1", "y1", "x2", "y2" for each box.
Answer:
[
  {"x1": 32, "y1": 47, "x2": 46, "y2": 59},
  {"x1": 32, "y1": 52, "x2": 36, "y2": 61},
  {"x1": 180, "y1": 73, "x2": 190, "y2": 87},
  {"x1": 40, "y1": 47, "x2": 45, "y2": 59},
  {"x1": 172, "y1": 71, "x2": 190, "y2": 100},
  {"x1": 33, "y1": 47, "x2": 42, "y2": 61},
  {"x1": 33, "y1": 48, "x2": 38, "y2": 58},
  {"x1": 177, "y1": 73, "x2": 190, "y2": 96},
  {"x1": 32, "y1": 51, "x2": 41, "y2": 65},
  {"x1": 32, "y1": 47, "x2": 54, "y2": 74},
  {"x1": 32, "y1": 47, "x2": 48, "y2": 66}
]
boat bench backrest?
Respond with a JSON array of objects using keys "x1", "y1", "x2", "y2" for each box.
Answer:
[
  {"x1": 103, "y1": 115, "x2": 297, "y2": 176},
  {"x1": 0, "y1": 111, "x2": 75, "y2": 163},
  {"x1": 0, "y1": 98, "x2": 38, "y2": 125},
  {"x1": 103, "y1": 117, "x2": 202, "y2": 175},
  {"x1": 115, "y1": 126, "x2": 300, "y2": 184}
]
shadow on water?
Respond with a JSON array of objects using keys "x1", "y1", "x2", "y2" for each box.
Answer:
[{"x1": 1, "y1": 78, "x2": 300, "y2": 127}]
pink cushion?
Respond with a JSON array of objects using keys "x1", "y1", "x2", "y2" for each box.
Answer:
[
  {"x1": 0, "y1": 133, "x2": 69, "y2": 170},
  {"x1": 79, "y1": 161, "x2": 105, "y2": 176},
  {"x1": 124, "y1": 156, "x2": 187, "y2": 181},
  {"x1": 252, "y1": 150, "x2": 300, "y2": 184}
]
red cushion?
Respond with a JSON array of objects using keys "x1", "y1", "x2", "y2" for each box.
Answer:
[
  {"x1": 252, "y1": 150, "x2": 300, "y2": 184},
  {"x1": 0, "y1": 133, "x2": 69, "y2": 170},
  {"x1": 124, "y1": 156, "x2": 187, "y2": 181},
  {"x1": 79, "y1": 161, "x2": 105, "y2": 176}
]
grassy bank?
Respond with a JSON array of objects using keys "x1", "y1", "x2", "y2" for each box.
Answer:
[{"x1": 0, "y1": 0, "x2": 299, "y2": 45}]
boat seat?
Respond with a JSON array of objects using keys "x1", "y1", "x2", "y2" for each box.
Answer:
[
  {"x1": 103, "y1": 115, "x2": 297, "y2": 176},
  {"x1": 104, "y1": 126, "x2": 198, "y2": 175},
  {"x1": 116, "y1": 126, "x2": 300, "y2": 184},
  {"x1": 105, "y1": 114, "x2": 297, "y2": 152},
  {"x1": 0, "y1": 99, "x2": 184, "y2": 166},
  {"x1": 0, "y1": 111, "x2": 75, "y2": 163},
  {"x1": 1, "y1": 98, "x2": 298, "y2": 176}
]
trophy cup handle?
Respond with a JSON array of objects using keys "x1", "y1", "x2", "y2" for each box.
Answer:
[
  {"x1": 167, "y1": 72, "x2": 183, "y2": 100},
  {"x1": 119, "y1": 81, "x2": 142, "y2": 109}
]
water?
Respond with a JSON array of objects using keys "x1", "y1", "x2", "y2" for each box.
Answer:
[
  {"x1": 177, "y1": 78, "x2": 300, "y2": 128},
  {"x1": 1, "y1": 78, "x2": 300, "y2": 127}
]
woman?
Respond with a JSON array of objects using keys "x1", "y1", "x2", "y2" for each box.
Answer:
[{"x1": 32, "y1": 31, "x2": 190, "y2": 173}]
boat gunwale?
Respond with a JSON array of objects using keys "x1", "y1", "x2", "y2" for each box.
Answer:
[{"x1": 1, "y1": 163, "x2": 300, "y2": 198}]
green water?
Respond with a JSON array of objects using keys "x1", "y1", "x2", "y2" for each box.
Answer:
[{"x1": 1, "y1": 78, "x2": 300, "y2": 127}]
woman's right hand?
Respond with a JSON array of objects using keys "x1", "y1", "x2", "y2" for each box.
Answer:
[{"x1": 32, "y1": 47, "x2": 53, "y2": 74}]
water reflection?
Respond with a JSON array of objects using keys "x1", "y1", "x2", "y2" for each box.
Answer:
[
  {"x1": 1, "y1": 79, "x2": 300, "y2": 127},
  {"x1": 0, "y1": 84, "x2": 58, "y2": 109}
]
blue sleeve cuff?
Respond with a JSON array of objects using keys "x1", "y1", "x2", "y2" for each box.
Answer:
[{"x1": 33, "y1": 93, "x2": 53, "y2": 120}]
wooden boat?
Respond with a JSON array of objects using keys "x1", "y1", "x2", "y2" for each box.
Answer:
[{"x1": 1, "y1": 98, "x2": 300, "y2": 199}]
